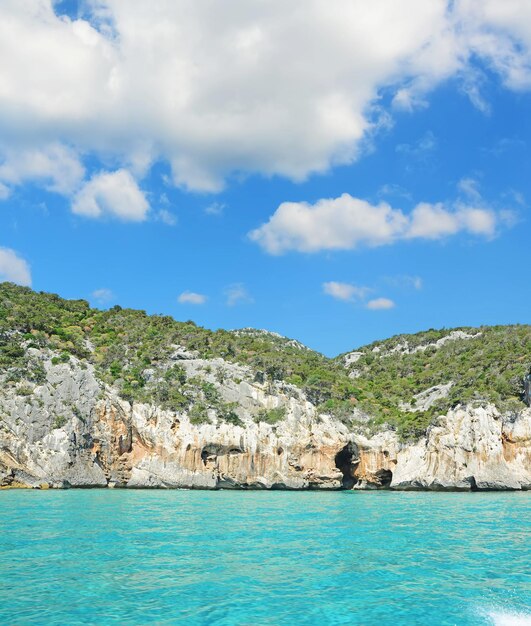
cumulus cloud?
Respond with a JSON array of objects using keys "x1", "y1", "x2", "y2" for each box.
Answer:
[
  {"x1": 0, "y1": 143, "x2": 85, "y2": 195},
  {"x1": 178, "y1": 291, "x2": 207, "y2": 305},
  {"x1": 456, "y1": 0, "x2": 531, "y2": 90},
  {"x1": 407, "y1": 202, "x2": 498, "y2": 239},
  {"x1": 225, "y1": 283, "x2": 253, "y2": 307},
  {"x1": 0, "y1": 1, "x2": 530, "y2": 193},
  {"x1": 366, "y1": 297, "x2": 395, "y2": 310},
  {"x1": 323, "y1": 282, "x2": 371, "y2": 302},
  {"x1": 0, "y1": 247, "x2": 31, "y2": 286},
  {"x1": 249, "y1": 195, "x2": 407, "y2": 254},
  {"x1": 71, "y1": 169, "x2": 149, "y2": 221},
  {"x1": 249, "y1": 193, "x2": 501, "y2": 254}
]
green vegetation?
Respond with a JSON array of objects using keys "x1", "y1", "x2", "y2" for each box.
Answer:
[
  {"x1": 255, "y1": 406, "x2": 286, "y2": 425},
  {"x1": 0, "y1": 281, "x2": 357, "y2": 407},
  {"x1": 1, "y1": 282, "x2": 529, "y2": 439},
  {"x1": 53, "y1": 415, "x2": 67, "y2": 429},
  {"x1": 339, "y1": 327, "x2": 531, "y2": 439}
]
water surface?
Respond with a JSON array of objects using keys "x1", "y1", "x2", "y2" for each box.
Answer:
[{"x1": 0, "y1": 490, "x2": 529, "y2": 625}]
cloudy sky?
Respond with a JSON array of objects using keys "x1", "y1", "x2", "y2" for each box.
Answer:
[{"x1": 0, "y1": 0, "x2": 529, "y2": 354}]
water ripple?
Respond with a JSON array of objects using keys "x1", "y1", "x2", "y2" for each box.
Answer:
[{"x1": 0, "y1": 490, "x2": 529, "y2": 625}]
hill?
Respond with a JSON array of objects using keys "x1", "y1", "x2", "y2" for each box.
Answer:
[{"x1": 1, "y1": 282, "x2": 529, "y2": 440}]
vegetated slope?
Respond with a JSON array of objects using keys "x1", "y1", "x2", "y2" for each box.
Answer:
[
  {"x1": 1, "y1": 282, "x2": 529, "y2": 440},
  {"x1": 339, "y1": 326, "x2": 531, "y2": 438},
  {"x1": 0, "y1": 282, "x2": 353, "y2": 420}
]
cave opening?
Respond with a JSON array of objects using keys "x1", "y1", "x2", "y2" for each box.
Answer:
[
  {"x1": 374, "y1": 468, "x2": 393, "y2": 488},
  {"x1": 201, "y1": 447, "x2": 215, "y2": 466},
  {"x1": 334, "y1": 442, "x2": 359, "y2": 490},
  {"x1": 468, "y1": 475, "x2": 478, "y2": 491}
]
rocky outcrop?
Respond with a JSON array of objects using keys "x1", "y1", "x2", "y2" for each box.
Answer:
[
  {"x1": 0, "y1": 350, "x2": 350, "y2": 490},
  {"x1": 2, "y1": 400, "x2": 530, "y2": 491},
  {"x1": 352, "y1": 406, "x2": 531, "y2": 490},
  {"x1": 1, "y1": 350, "x2": 530, "y2": 491},
  {"x1": 1, "y1": 394, "x2": 352, "y2": 490}
]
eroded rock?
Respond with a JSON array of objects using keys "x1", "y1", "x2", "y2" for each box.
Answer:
[{"x1": 1, "y1": 349, "x2": 529, "y2": 491}]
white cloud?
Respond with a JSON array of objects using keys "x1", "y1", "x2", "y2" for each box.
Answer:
[
  {"x1": 0, "y1": 247, "x2": 31, "y2": 286},
  {"x1": 72, "y1": 169, "x2": 149, "y2": 221},
  {"x1": 156, "y1": 209, "x2": 178, "y2": 226},
  {"x1": 458, "y1": 177, "x2": 482, "y2": 200},
  {"x1": 407, "y1": 202, "x2": 497, "y2": 239},
  {"x1": 366, "y1": 297, "x2": 395, "y2": 310},
  {"x1": 225, "y1": 283, "x2": 253, "y2": 307},
  {"x1": 249, "y1": 193, "x2": 501, "y2": 254},
  {"x1": 459, "y1": 66, "x2": 491, "y2": 114},
  {"x1": 205, "y1": 202, "x2": 225, "y2": 216},
  {"x1": 0, "y1": 182, "x2": 9, "y2": 200},
  {"x1": 456, "y1": 0, "x2": 531, "y2": 90},
  {"x1": 0, "y1": 143, "x2": 84, "y2": 195},
  {"x1": 406, "y1": 202, "x2": 462, "y2": 239},
  {"x1": 249, "y1": 194, "x2": 408, "y2": 254},
  {"x1": 378, "y1": 183, "x2": 412, "y2": 200},
  {"x1": 0, "y1": 1, "x2": 530, "y2": 193},
  {"x1": 456, "y1": 205, "x2": 498, "y2": 237},
  {"x1": 323, "y1": 282, "x2": 371, "y2": 302},
  {"x1": 178, "y1": 291, "x2": 207, "y2": 305},
  {"x1": 323, "y1": 280, "x2": 395, "y2": 309},
  {"x1": 92, "y1": 288, "x2": 114, "y2": 304}
]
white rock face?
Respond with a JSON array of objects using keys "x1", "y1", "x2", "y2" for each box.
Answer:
[
  {"x1": 1, "y1": 350, "x2": 529, "y2": 491},
  {"x1": 354, "y1": 406, "x2": 531, "y2": 491},
  {"x1": 345, "y1": 330, "x2": 482, "y2": 364},
  {"x1": 400, "y1": 382, "x2": 454, "y2": 412},
  {"x1": 343, "y1": 351, "x2": 363, "y2": 366}
]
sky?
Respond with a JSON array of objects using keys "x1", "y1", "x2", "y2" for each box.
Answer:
[{"x1": 0, "y1": 1, "x2": 530, "y2": 356}]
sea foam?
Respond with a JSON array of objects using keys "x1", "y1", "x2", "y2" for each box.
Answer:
[{"x1": 487, "y1": 610, "x2": 531, "y2": 626}]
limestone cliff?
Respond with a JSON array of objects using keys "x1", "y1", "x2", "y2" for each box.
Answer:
[{"x1": 1, "y1": 349, "x2": 529, "y2": 490}]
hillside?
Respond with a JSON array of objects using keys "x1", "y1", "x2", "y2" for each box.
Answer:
[
  {"x1": 1, "y1": 282, "x2": 530, "y2": 440},
  {"x1": 339, "y1": 325, "x2": 531, "y2": 438}
]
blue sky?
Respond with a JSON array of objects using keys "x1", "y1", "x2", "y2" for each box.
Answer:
[{"x1": 0, "y1": 1, "x2": 530, "y2": 355}]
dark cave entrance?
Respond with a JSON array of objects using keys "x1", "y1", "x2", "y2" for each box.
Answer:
[
  {"x1": 334, "y1": 442, "x2": 360, "y2": 490},
  {"x1": 374, "y1": 468, "x2": 393, "y2": 488}
]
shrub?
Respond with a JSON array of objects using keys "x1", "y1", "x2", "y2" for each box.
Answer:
[
  {"x1": 256, "y1": 406, "x2": 286, "y2": 425},
  {"x1": 53, "y1": 415, "x2": 67, "y2": 429}
]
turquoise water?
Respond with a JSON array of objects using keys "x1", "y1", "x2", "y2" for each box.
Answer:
[{"x1": 0, "y1": 491, "x2": 529, "y2": 625}]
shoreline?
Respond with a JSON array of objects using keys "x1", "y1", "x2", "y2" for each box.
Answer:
[{"x1": 2, "y1": 483, "x2": 530, "y2": 493}]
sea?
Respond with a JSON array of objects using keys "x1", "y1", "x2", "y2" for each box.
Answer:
[{"x1": 0, "y1": 490, "x2": 529, "y2": 625}]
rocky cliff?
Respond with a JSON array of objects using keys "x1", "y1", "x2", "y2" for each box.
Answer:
[{"x1": 1, "y1": 347, "x2": 530, "y2": 491}]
